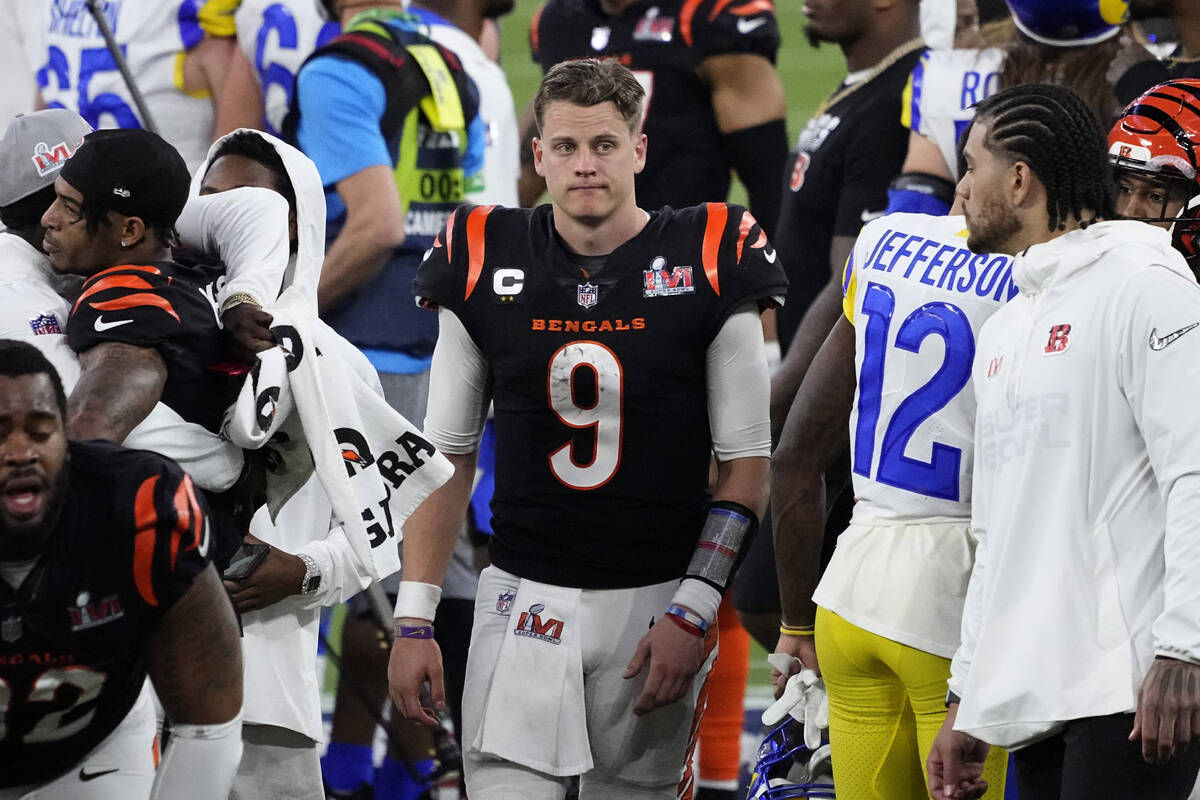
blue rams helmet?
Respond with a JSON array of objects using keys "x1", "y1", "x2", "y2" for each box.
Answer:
[
  {"x1": 747, "y1": 719, "x2": 835, "y2": 799},
  {"x1": 1005, "y1": 0, "x2": 1129, "y2": 46}
]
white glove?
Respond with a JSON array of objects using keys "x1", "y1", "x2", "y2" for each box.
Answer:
[{"x1": 761, "y1": 668, "x2": 829, "y2": 751}]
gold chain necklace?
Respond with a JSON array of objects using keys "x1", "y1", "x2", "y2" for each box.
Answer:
[{"x1": 813, "y1": 36, "x2": 926, "y2": 119}]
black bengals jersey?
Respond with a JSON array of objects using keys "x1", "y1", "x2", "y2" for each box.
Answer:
[
  {"x1": 414, "y1": 203, "x2": 786, "y2": 589},
  {"x1": 0, "y1": 441, "x2": 210, "y2": 788},
  {"x1": 774, "y1": 45, "x2": 924, "y2": 348},
  {"x1": 66, "y1": 257, "x2": 237, "y2": 435},
  {"x1": 531, "y1": 0, "x2": 780, "y2": 210}
]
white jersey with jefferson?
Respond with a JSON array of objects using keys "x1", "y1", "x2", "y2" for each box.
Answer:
[
  {"x1": 903, "y1": 47, "x2": 1004, "y2": 175},
  {"x1": 235, "y1": 0, "x2": 339, "y2": 136},
  {"x1": 841, "y1": 212, "x2": 1017, "y2": 523},
  {"x1": 813, "y1": 213, "x2": 1017, "y2": 657},
  {"x1": 26, "y1": 0, "x2": 231, "y2": 171}
]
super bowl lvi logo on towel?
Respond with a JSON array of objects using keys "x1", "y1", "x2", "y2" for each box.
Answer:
[{"x1": 514, "y1": 603, "x2": 564, "y2": 644}]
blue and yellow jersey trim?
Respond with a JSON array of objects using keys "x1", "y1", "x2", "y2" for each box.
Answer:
[
  {"x1": 173, "y1": 0, "x2": 238, "y2": 98},
  {"x1": 197, "y1": 0, "x2": 239, "y2": 37},
  {"x1": 842, "y1": 251, "x2": 856, "y2": 324},
  {"x1": 900, "y1": 53, "x2": 927, "y2": 133}
]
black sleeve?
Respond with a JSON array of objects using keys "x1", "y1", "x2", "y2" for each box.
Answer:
[
  {"x1": 68, "y1": 266, "x2": 187, "y2": 355},
  {"x1": 688, "y1": 0, "x2": 781, "y2": 62},
  {"x1": 722, "y1": 119, "x2": 788, "y2": 239},
  {"x1": 412, "y1": 204, "x2": 476, "y2": 314},
  {"x1": 832, "y1": 104, "x2": 910, "y2": 237}
]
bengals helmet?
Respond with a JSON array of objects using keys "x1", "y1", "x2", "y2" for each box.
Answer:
[
  {"x1": 1109, "y1": 79, "x2": 1200, "y2": 268},
  {"x1": 1005, "y1": 0, "x2": 1128, "y2": 46},
  {"x1": 747, "y1": 719, "x2": 835, "y2": 799}
]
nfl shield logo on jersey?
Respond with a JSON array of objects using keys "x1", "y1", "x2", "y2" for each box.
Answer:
[
  {"x1": 590, "y1": 26, "x2": 611, "y2": 50},
  {"x1": 496, "y1": 590, "x2": 515, "y2": 615},
  {"x1": 577, "y1": 282, "x2": 599, "y2": 310},
  {"x1": 1, "y1": 616, "x2": 20, "y2": 643},
  {"x1": 28, "y1": 313, "x2": 62, "y2": 336}
]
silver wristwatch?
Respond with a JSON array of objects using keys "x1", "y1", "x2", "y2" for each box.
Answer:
[{"x1": 298, "y1": 553, "x2": 322, "y2": 595}]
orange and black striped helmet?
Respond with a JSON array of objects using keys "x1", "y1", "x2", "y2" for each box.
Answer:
[{"x1": 1109, "y1": 78, "x2": 1200, "y2": 195}]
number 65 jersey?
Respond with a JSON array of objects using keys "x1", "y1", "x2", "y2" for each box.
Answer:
[
  {"x1": 415, "y1": 203, "x2": 786, "y2": 590},
  {"x1": 842, "y1": 212, "x2": 1017, "y2": 523}
]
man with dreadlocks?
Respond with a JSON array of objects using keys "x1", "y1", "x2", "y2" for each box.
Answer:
[{"x1": 928, "y1": 83, "x2": 1200, "y2": 800}]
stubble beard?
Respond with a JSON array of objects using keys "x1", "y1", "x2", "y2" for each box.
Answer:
[{"x1": 965, "y1": 196, "x2": 1022, "y2": 255}]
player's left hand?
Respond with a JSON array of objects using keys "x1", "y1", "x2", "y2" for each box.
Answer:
[
  {"x1": 927, "y1": 705, "x2": 989, "y2": 800},
  {"x1": 771, "y1": 633, "x2": 820, "y2": 698},
  {"x1": 222, "y1": 533, "x2": 306, "y2": 613},
  {"x1": 623, "y1": 613, "x2": 706, "y2": 716},
  {"x1": 222, "y1": 302, "x2": 275, "y2": 363},
  {"x1": 1130, "y1": 656, "x2": 1200, "y2": 764}
]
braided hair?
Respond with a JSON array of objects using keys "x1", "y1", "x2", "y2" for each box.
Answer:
[{"x1": 974, "y1": 84, "x2": 1116, "y2": 232}]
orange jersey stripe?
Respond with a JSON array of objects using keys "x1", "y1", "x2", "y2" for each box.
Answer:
[
  {"x1": 530, "y1": 2, "x2": 546, "y2": 56},
  {"x1": 89, "y1": 292, "x2": 180, "y2": 321},
  {"x1": 708, "y1": 0, "x2": 737, "y2": 21},
  {"x1": 463, "y1": 205, "x2": 496, "y2": 301},
  {"x1": 169, "y1": 477, "x2": 193, "y2": 570},
  {"x1": 181, "y1": 475, "x2": 205, "y2": 553},
  {"x1": 679, "y1": 0, "x2": 705, "y2": 47},
  {"x1": 677, "y1": 625, "x2": 719, "y2": 800},
  {"x1": 133, "y1": 475, "x2": 160, "y2": 607},
  {"x1": 73, "y1": 274, "x2": 156, "y2": 315},
  {"x1": 735, "y1": 210, "x2": 756, "y2": 264},
  {"x1": 702, "y1": 203, "x2": 727, "y2": 296},
  {"x1": 730, "y1": 0, "x2": 774, "y2": 15},
  {"x1": 443, "y1": 209, "x2": 456, "y2": 265}
]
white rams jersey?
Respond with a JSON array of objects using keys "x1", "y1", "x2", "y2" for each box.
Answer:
[
  {"x1": 841, "y1": 212, "x2": 1016, "y2": 523},
  {"x1": 235, "y1": 0, "x2": 339, "y2": 136},
  {"x1": 25, "y1": 0, "x2": 231, "y2": 172},
  {"x1": 902, "y1": 47, "x2": 1004, "y2": 176}
]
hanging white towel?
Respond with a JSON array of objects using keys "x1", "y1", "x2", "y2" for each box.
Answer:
[
  {"x1": 473, "y1": 579, "x2": 591, "y2": 776},
  {"x1": 222, "y1": 288, "x2": 452, "y2": 580}
]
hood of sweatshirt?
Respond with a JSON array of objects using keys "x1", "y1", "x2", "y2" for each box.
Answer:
[
  {"x1": 1013, "y1": 220, "x2": 1191, "y2": 296},
  {"x1": 189, "y1": 128, "x2": 326, "y2": 308}
]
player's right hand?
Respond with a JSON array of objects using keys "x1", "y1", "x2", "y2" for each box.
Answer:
[
  {"x1": 387, "y1": 623, "x2": 446, "y2": 728},
  {"x1": 771, "y1": 633, "x2": 820, "y2": 698},
  {"x1": 221, "y1": 302, "x2": 275, "y2": 363},
  {"x1": 927, "y1": 705, "x2": 989, "y2": 800}
]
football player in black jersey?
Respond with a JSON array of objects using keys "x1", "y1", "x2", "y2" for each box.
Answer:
[
  {"x1": 40, "y1": 129, "x2": 254, "y2": 568},
  {"x1": 388, "y1": 59, "x2": 785, "y2": 798},
  {"x1": 526, "y1": 0, "x2": 787, "y2": 237},
  {"x1": 0, "y1": 340, "x2": 243, "y2": 798}
]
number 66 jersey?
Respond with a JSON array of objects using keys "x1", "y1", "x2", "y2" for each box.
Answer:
[
  {"x1": 414, "y1": 203, "x2": 786, "y2": 590},
  {"x1": 841, "y1": 212, "x2": 1017, "y2": 524}
]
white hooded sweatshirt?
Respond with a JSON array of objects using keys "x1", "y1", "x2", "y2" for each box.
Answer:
[
  {"x1": 950, "y1": 220, "x2": 1200, "y2": 748},
  {"x1": 184, "y1": 129, "x2": 376, "y2": 741}
]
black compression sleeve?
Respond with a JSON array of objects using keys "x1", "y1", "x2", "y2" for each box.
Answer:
[{"x1": 721, "y1": 118, "x2": 788, "y2": 239}]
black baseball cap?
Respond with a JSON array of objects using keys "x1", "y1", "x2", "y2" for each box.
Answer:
[{"x1": 59, "y1": 128, "x2": 190, "y2": 227}]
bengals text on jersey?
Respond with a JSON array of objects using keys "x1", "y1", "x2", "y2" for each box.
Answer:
[{"x1": 414, "y1": 202, "x2": 786, "y2": 589}]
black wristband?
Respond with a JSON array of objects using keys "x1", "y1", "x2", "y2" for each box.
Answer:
[
  {"x1": 946, "y1": 690, "x2": 961, "y2": 707},
  {"x1": 889, "y1": 172, "x2": 958, "y2": 208}
]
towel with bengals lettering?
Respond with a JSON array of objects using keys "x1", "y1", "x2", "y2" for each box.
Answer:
[{"x1": 222, "y1": 288, "x2": 453, "y2": 580}]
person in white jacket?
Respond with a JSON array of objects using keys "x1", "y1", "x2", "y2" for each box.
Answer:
[
  {"x1": 188, "y1": 128, "x2": 382, "y2": 800},
  {"x1": 929, "y1": 83, "x2": 1200, "y2": 800}
]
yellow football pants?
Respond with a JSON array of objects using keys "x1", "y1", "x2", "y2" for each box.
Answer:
[{"x1": 815, "y1": 607, "x2": 1008, "y2": 799}]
